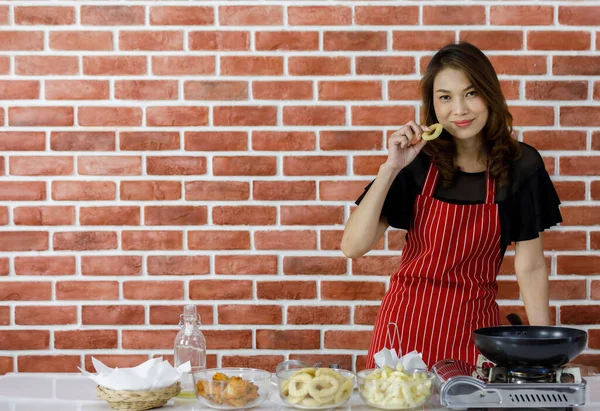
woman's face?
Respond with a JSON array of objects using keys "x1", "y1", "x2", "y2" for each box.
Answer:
[{"x1": 432, "y1": 68, "x2": 489, "y2": 141}]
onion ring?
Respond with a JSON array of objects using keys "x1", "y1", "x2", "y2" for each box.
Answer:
[{"x1": 421, "y1": 123, "x2": 443, "y2": 141}]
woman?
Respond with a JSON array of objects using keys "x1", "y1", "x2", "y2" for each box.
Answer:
[{"x1": 341, "y1": 42, "x2": 562, "y2": 368}]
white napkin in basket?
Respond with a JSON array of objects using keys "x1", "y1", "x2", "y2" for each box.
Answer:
[{"x1": 79, "y1": 357, "x2": 191, "y2": 391}]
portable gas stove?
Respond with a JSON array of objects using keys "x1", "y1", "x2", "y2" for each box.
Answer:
[{"x1": 432, "y1": 359, "x2": 587, "y2": 410}]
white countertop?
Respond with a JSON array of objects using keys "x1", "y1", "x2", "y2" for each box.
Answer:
[{"x1": 0, "y1": 373, "x2": 599, "y2": 410}]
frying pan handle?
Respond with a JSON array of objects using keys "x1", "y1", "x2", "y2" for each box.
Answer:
[{"x1": 505, "y1": 313, "x2": 523, "y2": 326}]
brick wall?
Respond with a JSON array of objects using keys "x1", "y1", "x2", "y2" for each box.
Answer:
[{"x1": 1, "y1": 1, "x2": 599, "y2": 374}]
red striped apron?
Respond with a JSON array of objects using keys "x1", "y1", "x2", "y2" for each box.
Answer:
[{"x1": 366, "y1": 162, "x2": 502, "y2": 368}]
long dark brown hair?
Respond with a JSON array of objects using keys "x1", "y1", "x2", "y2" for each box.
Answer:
[{"x1": 421, "y1": 42, "x2": 521, "y2": 187}]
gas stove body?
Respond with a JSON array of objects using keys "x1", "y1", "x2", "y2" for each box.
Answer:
[{"x1": 432, "y1": 359, "x2": 587, "y2": 410}]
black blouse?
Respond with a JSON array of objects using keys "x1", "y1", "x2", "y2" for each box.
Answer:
[{"x1": 355, "y1": 142, "x2": 563, "y2": 258}]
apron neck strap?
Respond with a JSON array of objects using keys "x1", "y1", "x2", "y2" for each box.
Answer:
[{"x1": 422, "y1": 161, "x2": 496, "y2": 204}]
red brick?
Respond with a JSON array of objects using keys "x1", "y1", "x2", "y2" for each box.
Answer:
[
  {"x1": 0, "y1": 80, "x2": 39, "y2": 99},
  {"x1": 357, "y1": 57, "x2": 415, "y2": 76},
  {"x1": 145, "y1": 206, "x2": 207, "y2": 225},
  {"x1": 120, "y1": 132, "x2": 179, "y2": 151},
  {"x1": 355, "y1": 305, "x2": 380, "y2": 325},
  {"x1": 0, "y1": 330, "x2": 49, "y2": 350},
  {"x1": 18, "y1": 356, "x2": 80, "y2": 373},
  {"x1": 325, "y1": 330, "x2": 371, "y2": 349},
  {"x1": 0, "y1": 132, "x2": 44, "y2": 150},
  {"x1": 288, "y1": 6, "x2": 351, "y2": 25},
  {"x1": 522, "y1": 130, "x2": 586, "y2": 151},
  {"x1": 81, "y1": 6, "x2": 144, "y2": 25},
  {"x1": 560, "y1": 157, "x2": 600, "y2": 176},
  {"x1": 510, "y1": 106, "x2": 554, "y2": 126},
  {"x1": 83, "y1": 56, "x2": 147, "y2": 75},
  {"x1": 123, "y1": 281, "x2": 183, "y2": 300},
  {"x1": 491, "y1": 6, "x2": 554, "y2": 25},
  {"x1": 318, "y1": 81, "x2": 382, "y2": 101},
  {"x1": 353, "y1": 106, "x2": 414, "y2": 126},
  {"x1": 142, "y1": 153, "x2": 206, "y2": 173},
  {"x1": 79, "y1": 107, "x2": 142, "y2": 126},
  {"x1": 205, "y1": 331, "x2": 253, "y2": 350},
  {"x1": 557, "y1": 256, "x2": 600, "y2": 275},
  {"x1": 82, "y1": 305, "x2": 145, "y2": 325},
  {"x1": 256, "y1": 330, "x2": 320, "y2": 349},
  {"x1": 0, "y1": 58, "x2": 8, "y2": 74},
  {"x1": 352, "y1": 256, "x2": 402, "y2": 276},
  {"x1": 321, "y1": 131, "x2": 383, "y2": 151},
  {"x1": 321, "y1": 230, "x2": 345, "y2": 251},
  {"x1": 560, "y1": 306, "x2": 600, "y2": 325},
  {"x1": 214, "y1": 106, "x2": 277, "y2": 126},
  {"x1": 115, "y1": 80, "x2": 178, "y2": 100},
  {"x1": 52, "y1": 181, "x2": 115, "y2": 201},
  {"x1": 190, "y1": 280, "x2": 252, "y2": 300},
  {"x1": 213, "y1": 206, "x2": 276, "y2": 225},
  {"x1": 188, "y1": 231, "x2": 250, "y2": 251},
  {"x1": 423, "y1": 6, "x2": 485, "y2": 25},
  {"x1": 9, "y1": 107, "x2": 73, "y2": 126},
  {"x1": 213, "y1": 156, "x2": 277, "y2": 176},
  {"x1": 321, "y1": 281, "x2": 386, "y2": 300},
  {"x1": 121, "y1": 181, "x2": 181, "y2": 201},
  {"x1": 84, "y1": 355, "x2": 149, "y2": 373},
  {"x1": 320, "y1": 181, "x2": 369, "y2": 201},
  {"x1": 78, "y1": 156, "x2": 141, "y2": 175},
  {"x1": 147, "y1": 106, "x2": 208, "y2": 126},
  {"x1": 256, "y1": 31, "x2": 318, "y2": 51},
  {"x1": 0, "y1": 282, "x2": 51, "y2": 301},
  {"x1": 221, "y1": 56, "x2": 283, "y2": 76},
  {"x1": 15, "y1": 306, "x2": 76, "y2": 325},
  {"x1": 254, "y1": 230, "x2": 317, "y2": 250},
  {"x1": 185, "y1": 82, "x2": 248, "y2": 101},
  {"x1": 14, "y1": 206, "x2": 74, "y2": 225},
  {"x1": 0, "y1": 307, "x2": 8, "y2": 325},
  {"x1": 388, "y1": 80, "x2": 421, "y2": 100},
  {"x1": 81, "y1": 256, "x2": 142, "y2": 276},
  {"x1": 152, "y1": 56, "x2": 214, "y2": 75},
  {"x1": 148, "y1": 256, "x2": 209, "y2": 275},
  {"x1": 592, "y1": 281, "x2": 600, "y2": 299},
  {"x1": 257, "y1": 281, "x2": 316, "y2": 300},
  {"x1": 543, "y1": 231, "x2": 586, "y2": 250},
  {"x1": 289, "y1": 57, "x2": 350, "y2": 76},
  {"x1": 252, "y1": 131, "x2": 315, "y2": 151},
  {"x1": 253, "y1": 181, "x2": 316, "y2": 201},
  {"x1": 459, "y1": 31, "x2": 523, "y2": 50},
  {"x1": 324, "y1": 31, "x2": 386, "y2": 51},
  {"x1": 215, "y1": 255, "x2": 278, "y2": 275},
  {"x1": 0, "y1": 182, "x2": 45, "y2": 201},
  {"x1": 14, "y1": 256, "x2": 75, "y2": 275},
  {"x1": 284, "y1": 156, "x2": 346, "y2": 176},
  {"x1": 16, "y1": 56, "x2": 77, "y2": 75},
  {"x1": 393, "y1": 31, "x2": 455, "y2": 51},
  {"x1": 0, "y1": 32, "x2": 43, "y2": 51},
  {"x1": 51, "y1": 131, "x2": 114, "y2": 150},
  {"x1": 553, "y1": 57, "x2": 600, "y2": 76},
  {"x1": 218, "y1": 305, "x2": 282, "y2": 325},
  {"x1": 353, "y1": 155, "x2": 387, "y2": 175},
  {"x1": 80, "y1": 206, "x2": 140, "y2": 226},
  {"x1": 15, "y1": 6, "x2": 74, "y2": 25},
  {"x1": 55, "y1": 330, "x2": 117, "y2": 349},
  {"x1": 284, "y1": 257, "x2": 346, "y2": 275},
  {"x1": 355, "y1": 6, "x2": 418, "y2": 25},
  {"x1": 53, "y1": 231, "x2": 117, "y2": 251},
  {"x1": 558, "y1": 6, "x2": 600, "y2": 26},
  {"x1": 56, "y1": 281, "x2": 118, "y2": 300},
  {"x1": 489, "y1": 56, "x2": 547, "y2": 75},
  {"x1": 549, "y1": 280, "x2": 587, "y2": 300},
  {"x1": 222, "y1": 356, "x2": 283, "y2": 373},
  {"x1": 185, "y1": 181, "x2": 248, "y2": 201},
  {"x1": 0, "y1": 232, "x2": 47, "y2": 251},
  {"x1": 528, "y1": 31, "x2": 590, "y2": 51},
  {"x1": 526, "y1": 81, "x2": 587, "y2": 101},
  {"x1": 9, "y1": 156, "x2": 72, "y2": 176},
  {"x1": 287, "y1": 306, "x2": 350, "y2": 325},
  {"x1": 290, "y1": 354, "x2": 353, "y2": 371},
  {"x1": 189, "y1": 31, "x2": 249, "y2": 51},
  {"x1": 150, "y1": 6, "x2": 213, "y2": 25},
  {"x1": 50, "y1": 31, "x2": 112, "y2": 51},
  {"x1": 281, "y1": 206, "x2": 344, "y2": 225},
  {"x1": 219, "y1": 6, "x2": 282, "y2": 25},
  {"x1": 253, "y1": 81, "x2": 312, "y2": 100},
  {"x1": 185, "y1": 131, "x2": 247, "y2": 151},
  {"x1": 150, "y1": 305, "x2": 213, "y2": 325},
  {"x1": 122, "y1": 231, "x2": 183, "y2": 250},
  {"x1": 120, "y1": 31, "x2": 182, "y2": 51}
]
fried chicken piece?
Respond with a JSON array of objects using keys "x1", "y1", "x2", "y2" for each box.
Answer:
[{"x1": 213, "y1": 372, "x2": 230, "y2": 381}]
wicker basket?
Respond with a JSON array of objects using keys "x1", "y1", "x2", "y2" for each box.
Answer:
[{"x1": 97, "y1": 382, "x2": 182, "y2": 411}]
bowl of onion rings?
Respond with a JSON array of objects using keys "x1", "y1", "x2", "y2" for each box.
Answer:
[{"x1": 275, "y1": 367, "x2": 355, "y2": 409}]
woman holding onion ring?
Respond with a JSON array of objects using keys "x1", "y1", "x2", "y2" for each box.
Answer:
[{"x1": 341, "y1": 42, "x2": 562, "y2": 368}]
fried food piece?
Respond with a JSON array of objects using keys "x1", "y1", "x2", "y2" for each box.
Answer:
[{"x1": 422, "y1": 123, "x2": 443, "y2": 141}]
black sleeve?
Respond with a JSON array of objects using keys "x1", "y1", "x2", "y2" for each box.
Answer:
[
  {"x1": 354, "y1": 168, "x2": 418, "y2": 230},
  {"x1": 509, "y1": 160, "x2": 563, "y2": 243}
]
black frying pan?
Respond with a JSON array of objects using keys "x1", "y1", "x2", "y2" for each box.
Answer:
[{"x1": 473, "y1": 314, "x2": 587, "y2": 369}]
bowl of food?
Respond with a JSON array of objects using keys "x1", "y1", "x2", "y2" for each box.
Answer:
[
  {"x1": 357, "y1": 366, "x2": 435, "y2": 409},
  {"x1": 192, "y1": 367, "x2": 270, "y2": 409},
  {"x1": 274, "y1": 367, "x2": 355, "y2": 409}
]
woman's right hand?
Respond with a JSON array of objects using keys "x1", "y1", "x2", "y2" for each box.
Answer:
[{"x1": 382, "y1": 121, "x2": 429, "y2": 171}]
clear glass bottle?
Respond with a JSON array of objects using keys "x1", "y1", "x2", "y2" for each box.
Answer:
[{"x1": 174, "y1": 305, "x2": 207, "y2": 398}]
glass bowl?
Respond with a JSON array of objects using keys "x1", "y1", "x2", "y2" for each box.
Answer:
[
  {"x1": 274, "y1": 367, "x2": 355, "y2": 409},
  {"x1": 191, "y1": 367, "x2": 271, "y2": 409},
  {"x1": 357, "y1": 368, "x2": 435, "y2": 410}
]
